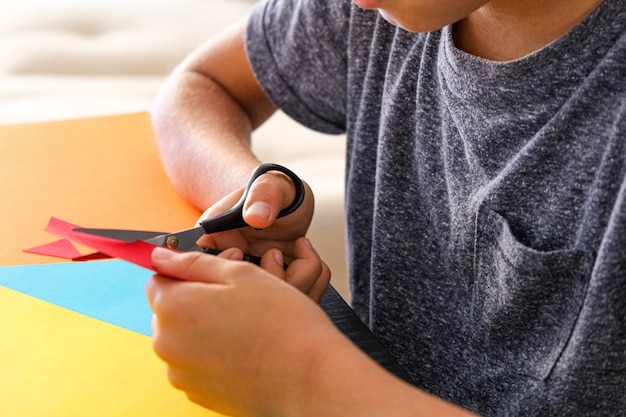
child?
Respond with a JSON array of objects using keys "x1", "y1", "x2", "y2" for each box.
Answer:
[{"x1": 148, "y1": 0, "x2": 626, "y2": 415}]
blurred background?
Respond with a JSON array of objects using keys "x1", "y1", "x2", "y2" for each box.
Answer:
[{"x1": 0, "y1": 0, "x2": 349, "y2": 299}]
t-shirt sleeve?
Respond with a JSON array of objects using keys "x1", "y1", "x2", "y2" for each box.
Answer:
[{"x1": 245, "y1": 0, "x2": 351, "y2": 134}]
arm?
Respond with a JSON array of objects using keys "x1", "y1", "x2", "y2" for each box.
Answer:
[
  {"x1": 147, "y1": 249, "x2": 478, "y2": 417},
  {"x1": 149, "y1": 12, "x2": 475, "y2": 417},
  {"x1": 152, "y1": 17, "x2": 274, "y2": 208},
  {"x1": 152, "y1": 17, "x2": 318, "y2": 288}
]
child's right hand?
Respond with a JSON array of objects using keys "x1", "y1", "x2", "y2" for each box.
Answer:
[{"x1": 195, "y1": 168, "x2": 329, "y2": 300}]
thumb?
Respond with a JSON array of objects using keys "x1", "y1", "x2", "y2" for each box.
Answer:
[
  {"x1": 151, "y1": 247, "x2": 233, "y2": 284},
  {"x1": 242, "y1": 171, "x2": 296, "y2": 229}
]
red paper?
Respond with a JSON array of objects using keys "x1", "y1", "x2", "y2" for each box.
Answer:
[
  {"x1": 24, "y1": 238, "x2": 113, "y2": 262},
  {"x1": 24, "y1": 239, "x2": 83, "y2": 260},
  {"x1": 26, "y1": 217, "x2": 172, "y2": 271}
]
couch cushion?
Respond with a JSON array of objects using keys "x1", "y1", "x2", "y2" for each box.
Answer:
[{"x1": 0, "y1": 0, "x2": 254, "y2": 75}]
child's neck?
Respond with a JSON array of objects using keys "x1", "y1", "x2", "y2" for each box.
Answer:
[{"x1": 453, "y1": 0, "x2": 604, "y2": 61}]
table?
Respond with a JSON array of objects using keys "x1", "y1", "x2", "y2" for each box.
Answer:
[{"x1": 0, "y1": 113, "x2": 407, "y2": 416}]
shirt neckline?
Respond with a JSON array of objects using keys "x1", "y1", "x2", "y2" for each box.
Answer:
[{"x1": 441, "y1": 0, "x2": 623, "y2": 88}]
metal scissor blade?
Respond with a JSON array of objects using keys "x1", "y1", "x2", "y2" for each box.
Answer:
[
  {"x1": 75, "y1": 225, "x2": 270, "y2": 266},
  {"x1": 74, "y1": 226, "x2": 206, "y2": 252},
  {"x1": 73, "y1": 227, "x2": 166, "y2": 243}
]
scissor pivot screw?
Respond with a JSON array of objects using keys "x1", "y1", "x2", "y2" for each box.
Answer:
[{"x1": 165, "y1": 235, "x2": 179, "y2": 249}]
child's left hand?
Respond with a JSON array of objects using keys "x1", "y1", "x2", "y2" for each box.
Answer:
[{"x1": 145, "y1": 247, "x2": 339, "y2": 417}]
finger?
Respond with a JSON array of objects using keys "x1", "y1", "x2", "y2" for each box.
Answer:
[
  {"x1": 145, "y1": 274, "x2": 202, "y2": 322},
  {"x1": 151, "y1": 247, "x2": 245, "y2": 284},
  {"x1": 145, "y1": 273, "x2": 177, "y2": 311},
  {"x1": 259, "y1": 248, "x2": 286, "y2": 280},
  {"x1": 146, "y1": 284, "x2": 196, "y2": 366},
  {"x1": 217, "y1": 247, "x2": 245, "y2": 261},
  {"x1": 307, "y1": 260, "x2": 332, "y2": 303},
  {"x1": 145, "y1": 275, "x2": 203, "y2": 366},
  {"x1": 242, "y1": 171, "x2": 295, "y2": 229},
  {"x1": 283, "y1": 238, "x2": 326, "y2": 293}
]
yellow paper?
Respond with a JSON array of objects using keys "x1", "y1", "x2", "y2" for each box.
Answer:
[{"x1": 0, "y1": 286, "x2": 226, "y2": 417}]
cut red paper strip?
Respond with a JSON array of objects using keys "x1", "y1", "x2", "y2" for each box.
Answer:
[
  {"x1": 73, "y1": 252, "x2": 112, "y2": 262},
  {"x1": 37, "y1": 217, "x2": 166, "y2": 271},
  {"x1": 24, "y1": 238, "x2": 84, "y2": 260},
  {"x1": 24, "y1": 238, "x2": 111, "y2": 262}
]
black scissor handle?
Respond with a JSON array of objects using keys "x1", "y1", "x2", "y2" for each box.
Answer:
[{"x1": 199, "y1": 163, "x2": 306, "y2": 235}]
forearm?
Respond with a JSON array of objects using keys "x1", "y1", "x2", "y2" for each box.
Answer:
[
  {"x1": 291, "y1": 331, "x2": 478, "y2": 417},
  {"x1": 152, "y1": 70, "x2": 259, "y2": 209},
  {"x1": 151, "y1": 18, "x2": 275, "y2": 210},
  {"x1": 148, "y1": 249, "x2": 475, "y2": 417}
]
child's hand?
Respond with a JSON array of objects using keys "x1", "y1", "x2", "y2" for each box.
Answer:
[
  {"x1": 146, "y1": 248, "x2": 341, "y2": 417},
  {"x1": 197, "y1": 169, "x2": 314, "y2": 256},
  {"x1": 218, "y1": 236, "x2": 330, "y2": 302},
  {"x1": 146, "y1": 248, "x2": 476, "y2": 417},
  {"x1": 196, "y1": 169, "x2": 328, "y2": 299}
]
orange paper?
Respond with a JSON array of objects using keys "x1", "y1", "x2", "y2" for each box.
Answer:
[
  {"x1": 0, "y1": 113, "x2": 201, "y2": 267},
  {"x1": 0, "y1": 114, "x2": 227, "y2": 416}
]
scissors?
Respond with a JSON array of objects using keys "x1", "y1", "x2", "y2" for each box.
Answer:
[{"x1": 74, "y1": 163, "x2": 305, "y2": 266}]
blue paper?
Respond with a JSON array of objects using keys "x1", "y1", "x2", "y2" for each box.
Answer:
[{"x1": 0, "y1": 260, "x2": 153, "y2": 336}]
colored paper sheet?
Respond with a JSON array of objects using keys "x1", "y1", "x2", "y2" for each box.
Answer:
[
  {"x1": 41, "y1": 216, "x2": 164, "y2": 270},
  {"x1": 24, "y1": 238, "x2": 84, "y2": 259},
  {"x1": 0, "y1": 114, "x2": 227, "y2": 416},
  {"x1": 23, "y1": 237, "x2": 110, "y2": 261},
  {"x1": 0, "y1": 113, "x2": 201, "y2": 267},
  {"x1": 0, "y1": 260, "x2": 153, "y2": 336},
  {"x1": 0, "y1": 286, "x2": 223, "y2": 417}
]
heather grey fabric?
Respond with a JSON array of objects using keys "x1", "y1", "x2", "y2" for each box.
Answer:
[{"x1": 246, "y1": 0, "x2": 626, "y2": 415}]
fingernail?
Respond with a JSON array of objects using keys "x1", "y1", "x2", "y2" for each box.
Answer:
[
  {"x1": 245, "y1": 201, "x2": 271, "y2": 221},
  {"x1": 226, "y1": 248, "x2": 244, "y2": 261},
  {"x1": 304, "y1": 238, "x2": 319, "y2": 255},
  {"x1": 152, "y1": 247, "x2": 177, "y2": 263},
  {"x1": 273, "y1": 249, "x2": 283, "y2": 266}
]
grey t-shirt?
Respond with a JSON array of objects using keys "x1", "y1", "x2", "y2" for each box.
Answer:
[{"x1": 246, "y1": 0, "x2": 626, "y2": 415}]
